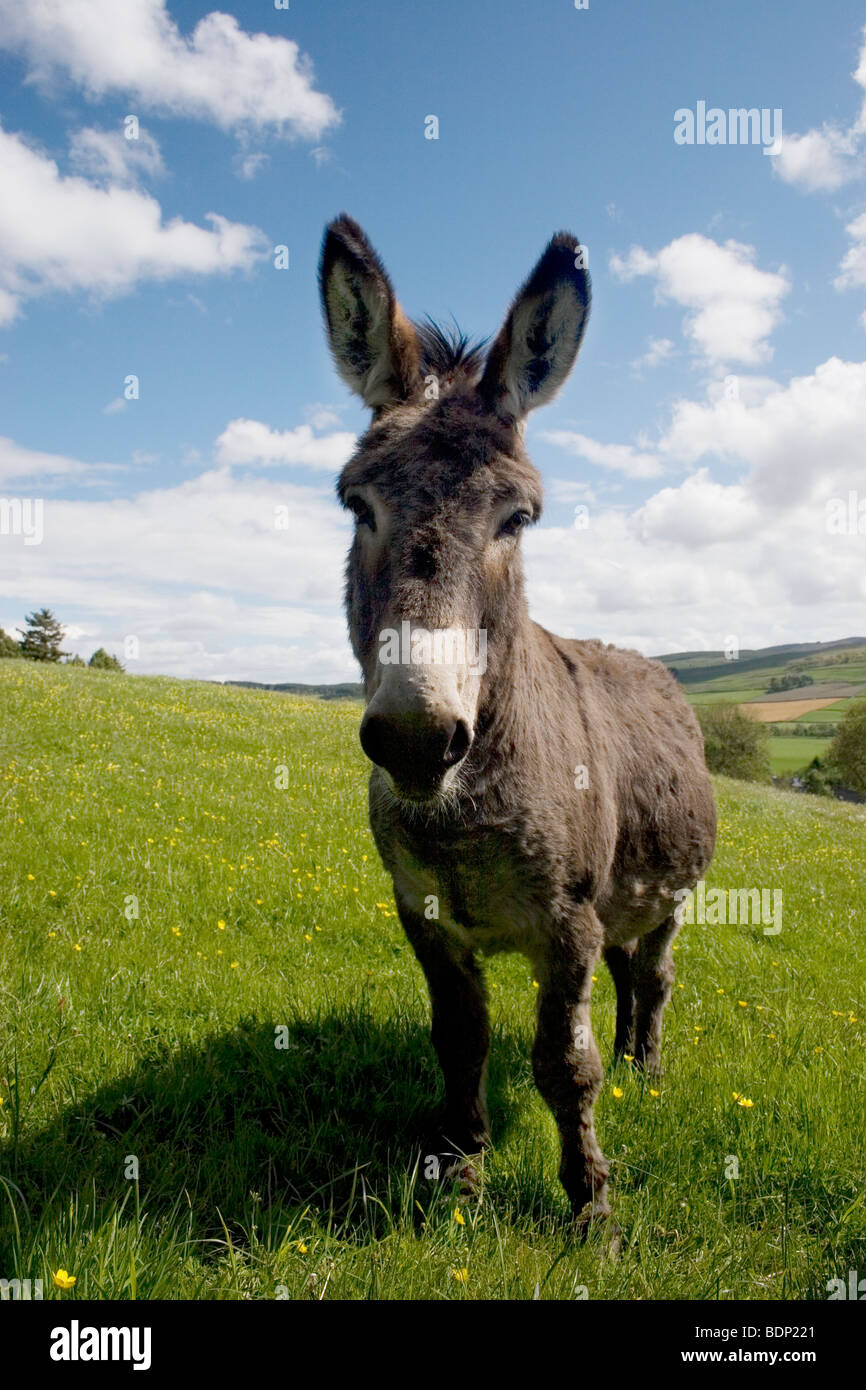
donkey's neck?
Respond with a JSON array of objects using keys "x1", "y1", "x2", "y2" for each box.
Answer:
[{"x1": 467, "y1": 602, "x2": 555, "y2": 801}]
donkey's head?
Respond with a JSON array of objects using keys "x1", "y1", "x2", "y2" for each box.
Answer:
[{"x1": 320, "y1": 215, "x2": 590, "y2": 804}]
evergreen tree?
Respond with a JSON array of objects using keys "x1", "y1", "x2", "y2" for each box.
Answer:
[
  {"x1": 19, "y1": 608, "x2": 68, "y2": 662},
  {"x1": 88, "y1": 648, "x2": 125, "y2": 672}
]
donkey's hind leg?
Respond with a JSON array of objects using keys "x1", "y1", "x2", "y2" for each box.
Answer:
[
  {"x1": 395, "y1": 894, "x2": 491, "y2": 1158},
  {"x1": 604, "y1": 941, "x2": 637, "y2": 1058},
  {"x1": 633, "y1": 914, "x2": 679, "y2": 1075}
]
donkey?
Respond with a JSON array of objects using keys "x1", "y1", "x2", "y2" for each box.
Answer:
[{"x1": 319, "y1": 215, "x2": 716, "y2": 1225}]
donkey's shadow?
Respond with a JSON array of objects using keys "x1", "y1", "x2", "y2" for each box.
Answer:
[{"x1": 3, "y1": 1009, "x2": 529, "y2": 1248}]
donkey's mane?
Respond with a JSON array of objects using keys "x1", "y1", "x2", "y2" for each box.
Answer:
[{"x1": 414, "y1": 317, "x2": 489, "y2": 382}]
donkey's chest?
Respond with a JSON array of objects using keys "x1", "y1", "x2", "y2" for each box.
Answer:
[{"x1": 388, "y1": 837, "x2": 548, "y2": 957}]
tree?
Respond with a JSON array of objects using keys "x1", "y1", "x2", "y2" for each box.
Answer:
[
  {"x1": 829, "y1": 699, "x2": 866, "y2": 795},
  {"x1": 799, "y1": 757, "x2": 839, "y2": 798},
  {"x1": 767, "y1": 673, "x2": 813, "y2": 692},
  {"x1": 19, "y1": 608, "x2": 67, "y2": 662},
  {"x1": 696, "y1": 702, "x2": 772, "y2": 782},
  {"x1": 88, "y1": 648, "x2": 124, "y2": 672},
  {"x1": 65, "y1": 654, "x2": 85, "y2": 667},
  {"x1": 0, "y1": 627, "x2": 21, "y2": 658}
]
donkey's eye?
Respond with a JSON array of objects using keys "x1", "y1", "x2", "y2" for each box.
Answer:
[
  {"x1": 499, "y1": 509, "x2": 532, "y2": 537},
  {"x1": 347, "y1": 495, "x2": 376, "y2": 531}
]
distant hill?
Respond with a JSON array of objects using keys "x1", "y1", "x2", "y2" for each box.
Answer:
[
  {"x1": 656, "y1": 636, "x2": 866, "y2": 685},
  {"x1": 222, "y1": 680, "x2": 363, "y2": 701}
]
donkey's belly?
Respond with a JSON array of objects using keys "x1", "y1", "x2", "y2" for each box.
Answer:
[{"x1": 389, "y1": 839, "x2": 549, "y2": 958}]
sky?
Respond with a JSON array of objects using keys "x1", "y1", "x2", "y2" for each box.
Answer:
[{"x1": 1, "y1": 0, "x2": 865, "y2": 683}]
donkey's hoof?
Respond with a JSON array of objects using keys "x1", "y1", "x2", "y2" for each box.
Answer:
[
  {"x1": 572, "y1": 1206, "x2": 619, "y2": 1251},
  {"x1": 444, "y1": 1156, "x2": 482, "y2": 1200},
  {"x1": 572, "y1": 1206, "x2": 614, "y2": 1239},
  {"x1": 421, "y1": 1131, "x2": 487, "y2": 1194}
]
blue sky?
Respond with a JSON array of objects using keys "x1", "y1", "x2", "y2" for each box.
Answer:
[{"x1": 1, "y1": 0, "x2": 865, "y2": 681}]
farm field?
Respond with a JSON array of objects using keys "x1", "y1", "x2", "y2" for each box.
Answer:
[
  {"x1": 687, "y1": 689, "x2": 767, "y2": 706},
  {"x1": 1, "y1": 661, "x2": 865, "y2": 1301},
  {"x1": 793, "y1": 704, "x2": 849, "y2": 724},
  {"x1": 677, "y1": 645, "x2": 866, "y2": 758},
  {"x1": 767, "y1": 736, "x2": 833, "y2": 776},
  {"x1": 744, "y1": 699, "x2": 841, "y2": 723}
]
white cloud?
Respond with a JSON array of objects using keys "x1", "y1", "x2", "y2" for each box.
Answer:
[
  {"x1": 774, "y1": 125, "x2": 861, "y2": 193},
  {"x1": 234, "y1": 151, "x2": 270, "y2": 181},
  {"x1": 774, "y1": 26, "x2": 866, "y2": 192},
  {"x1": 69, "y1": 125, "x2": 164, "y2": 185},
  {"x1": 632, "y1": 469, "x2": 761, "y2": 547},
  {"x1": 610, "y1": 234, "x2": 789, "y2": 366},
  {"x1": 304, "y1": 405, "x2": 344, "y2": 431},
  {"x1": 0, "y1": 0, "x2": 340, "y2": 140},
  {"x1": 102, "y1": 397, "x2": 127, "y2": 415},
  {"x1": 0, "y1": 435, "x2": 120, "y2": 485},
  {"x1": 835, "y1": 211, "x2": 866, "y2": 290},
  {"x1": 215, "y1": 419, "x2": 357, "y2": 472},
  {"x1": 540, "y1": 431, "x2": 663, "y2": 479},
  {"x1": 524, "y1": 350, "x2": 866, "y2": 650},
  {"x1": 547, "y1": 479, "x2": 597, "y2": 504},
  {"x1": 631, "y1": 336, "x2": 675, "y2": 371},
  {"x1": 2, "y1": 464, "x2": 357, "y2": 681},
  {"x1": 0, "y1": 124, "x2": 268, "y2": 324},
  {"x1": 658, "y1": 356, "x2": 866, "y2": 506},
  {"x1": 523, "y1": 476, "x2": 866, "y2": 658}
]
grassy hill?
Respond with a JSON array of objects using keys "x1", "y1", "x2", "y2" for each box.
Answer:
[{"x1": 1, "y1": 660, "x2": 864, "y2": 1299}]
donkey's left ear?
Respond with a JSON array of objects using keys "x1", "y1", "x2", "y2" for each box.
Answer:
[
  {"x1": 478, "y1": 232, "x2": 590, "y2": 423},
  {"x1": 319, "y1": 214, "x2": 421, "y2": 411}
]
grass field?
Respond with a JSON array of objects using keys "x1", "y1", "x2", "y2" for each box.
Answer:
[
  {"x1": 1, "y1": 661, "x2": 865, "y2": 1301},
  {"x1": 687, "y1": 689, "x2": 767, "y2": 706},
  {"x1": 767, "y1": 736, "x2": 833, "y2": 776},
  {"x1": 793, "y1": 704, "x2": 848, "y2": 725}
]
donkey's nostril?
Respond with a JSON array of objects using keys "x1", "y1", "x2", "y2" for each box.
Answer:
[
  {"x1": 443, "y1": 719, "x2": 472, "y2": 767},
  {"x1": 359, "y1": 712, "x2": 390, "y2": 770},
  {"x1": 359, "y1": 710, "x2": 472, "y2": 792}
]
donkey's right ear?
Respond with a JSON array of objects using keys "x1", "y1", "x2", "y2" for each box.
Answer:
[{"x1": 319, "y1": 215, "x2": 421, "y2": 411}]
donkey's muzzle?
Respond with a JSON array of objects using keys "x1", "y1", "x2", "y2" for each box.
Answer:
[{"x1": 360, "y1": 709, "x2": 472, "y2": 797}]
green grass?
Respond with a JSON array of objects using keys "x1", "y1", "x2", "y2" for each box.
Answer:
[
  {"x1": 1, "y1": 660, "x2": 865, "y2": 1300},
  {"x1": 687, "y1": 689, "x2": 767, "y2": 706},
  {"x1": 808, "y1": 662, "x2": 866, "y2": 685},
  {"x1": 768, "y1": 736, "x2": 833, "y2": 775},
  {"x1": 793, "y1": 704, "x2": 848, "y2": 725}
]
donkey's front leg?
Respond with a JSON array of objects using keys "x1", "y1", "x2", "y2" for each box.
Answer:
[
  {"x1": 533, "y1": 907, "x2": 610, "y2": 1223},
  {"x1": 395, "y1": 893, "x2": 491, "y2": 1157}
]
